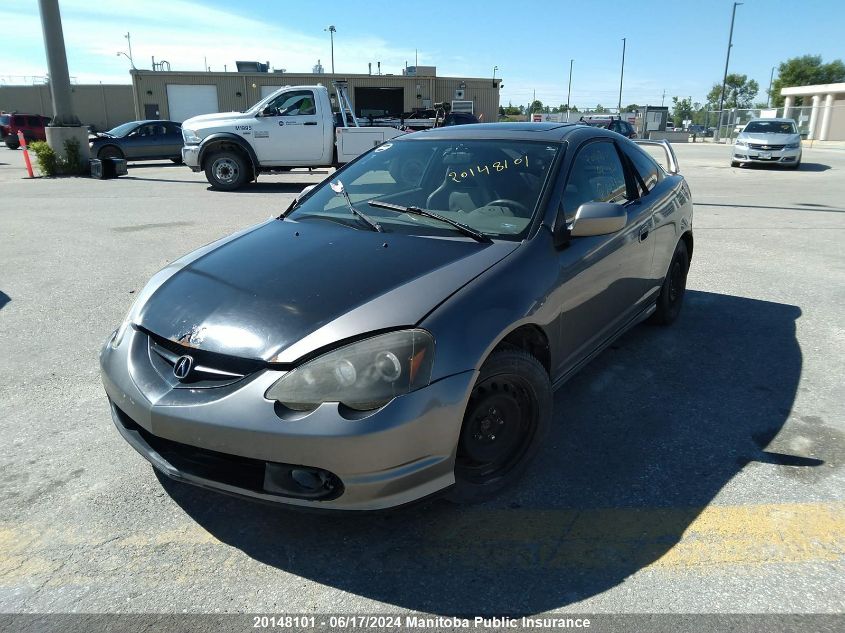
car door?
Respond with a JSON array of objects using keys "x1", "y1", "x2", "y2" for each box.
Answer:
[
  {"x1": 161, "y1": 122, "x2": 183, "y2": 158},
  {"x1": 251, "y1": 89, "x2": 325, "y2": 164},
  {"x1": 551, "y1": 139, "x2": 656, "y2": 374},
  {"x1": 123, "y1": 123, "x2": 158, "y2": 159}
]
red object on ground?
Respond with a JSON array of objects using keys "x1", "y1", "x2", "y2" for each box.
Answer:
[{"x1": 18, "y1": 130, "x2": 34, "y2": 178}]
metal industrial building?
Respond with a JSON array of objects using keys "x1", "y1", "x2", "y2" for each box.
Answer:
[
  {"x1": 0, "y1": 83, "x2": 134, "y2": 131},
  {"x1": 129, "y1": 68, "x2": 502, "y2": 124}
]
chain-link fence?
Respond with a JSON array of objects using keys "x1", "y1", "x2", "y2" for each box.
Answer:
[{"x1": 704, "y1": 104, "x2": 845, "y2": 143}]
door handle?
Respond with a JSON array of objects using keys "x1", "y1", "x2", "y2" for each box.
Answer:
[
  {"x1": 304, "y1": 121, "x2": 318, "y2": 126},
  {"x1": 639, "y1": 227, "x2": 650, "y2": 242}
]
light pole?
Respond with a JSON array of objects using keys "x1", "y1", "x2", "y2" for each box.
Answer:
[
  {"x1": 325, "y1": 25, "x2": 336, "y2": 74},
  {"x1": 117, "y1": 31, "x2": 135, "y2": 70},
  {"x1": 716, "y1": 2, "x2": 742, "y2": 141},
  {"x1": 492, "y1": 65, "x2": 498, "y2": 86},
  {"x1": 767, "y1": 66, "x2": 775, "y2": 108},
  {"x1": 566, "y1": 59, "x2": 573, "y2": 121},
  {"x1": 617, "y1": 38, "x2": 626, "y2": 113}
]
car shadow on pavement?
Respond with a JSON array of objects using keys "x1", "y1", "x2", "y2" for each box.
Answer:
[
  {"x1": 160, "y1": 289, "x2": 812, "y2": 615},
  {"x1": 0, "y1": 291, "x2": 9, "y2": 310},
  {"x1": 205, "y1": 182, "x2": 322, "y2": 194}
]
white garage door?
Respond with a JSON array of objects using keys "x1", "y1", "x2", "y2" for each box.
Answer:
[
  {"x1": 166, "y1": 85, "x2": 219, "y2": 123},
  {"x1": 260, "y1": 85, "x2": 286, "y2": 99}
]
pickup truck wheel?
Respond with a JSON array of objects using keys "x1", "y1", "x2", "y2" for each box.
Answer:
[
  {"x1": 649, "y1": 239, "x2": 689, "y2": 326},
  {"x1": 205, "y1": 151, "x2": 248, "y2": 190},
  {"x1": 448, "y1": 348, "x2": 551, "y2": 504},
  {"x1": 6, "y1": 141, "x2": 20, "y2": 150}
]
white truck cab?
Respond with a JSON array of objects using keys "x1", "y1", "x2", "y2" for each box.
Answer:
[{"x1": 181, "y1": 84, "x2": 404, "y2": 190}]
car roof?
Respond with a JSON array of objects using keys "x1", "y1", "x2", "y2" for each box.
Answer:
[{"x1": 400, "y1": 122, "x2": 608, "y2": 142}]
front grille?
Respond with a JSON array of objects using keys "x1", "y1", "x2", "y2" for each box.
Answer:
[
  {"x1": 145, "y1": 329, "x2": 264, "y2": 389},
  {"x1": 749, "y1": 143, "x2": 785, "y2": 150},
  {"x1": 113, "y1": 404, "x2": 343, "y2": 500}
]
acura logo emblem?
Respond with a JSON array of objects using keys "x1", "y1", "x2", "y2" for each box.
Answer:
[{"x1": 173, "y1": 355, "x2": 194, "y2": 380}]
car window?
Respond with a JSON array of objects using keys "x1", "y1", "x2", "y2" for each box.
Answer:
[
  {"x1": 289, "y1": 139, "x2": 561, "y2": 241},
  {"x1": 266, "y1": 90, "x2": 316, "y2": 116},
  {"x1": 621, "y1": 143, "x2": 662, "y2": 194},
  {"x1": 0, "y1": 115, "x2": 9, "y2": 126},
  {"x1": 26, "y1": 116, "x2": 40, "y2": 126},
  {"x1": 562, "y1": 141, "x2": 630, "y2": 221}
]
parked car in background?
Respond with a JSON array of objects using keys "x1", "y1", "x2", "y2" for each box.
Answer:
[
  {"x1": 1, "y1": 112, "x2": 50, "y2": 148},
  {"x1": 731, "y1": 118, "x2": 802, "y2": 169},
  {"x1": 89, "y1": 120, "x2": 183, "y2": 163},
  {"x1": 578, "y1": 116, "x2": 637, "y2": 138},
  {"x1": 687, "y1": 124, "x2": 706, "y2": 136},
  {"x1": 101, "y1": 123, "x2": 694, "y2": 510}
]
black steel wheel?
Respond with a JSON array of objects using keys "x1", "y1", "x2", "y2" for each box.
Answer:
[
  {"x1": 649, "y1": 239, "x2": 689, "y2": 326},
  {"x1": 449, "y1": 347, "x2": 551, "y2": 503}
]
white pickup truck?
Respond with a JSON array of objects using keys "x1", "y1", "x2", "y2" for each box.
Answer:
[{"x1": 181, "y1": 83, "x2": 405, "y2": 190}]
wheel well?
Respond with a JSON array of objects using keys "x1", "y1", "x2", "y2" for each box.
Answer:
[
  {"x1": 496, "y1": 325, "x2": 551, "y2": 376},
  {"x1": 98, "y1": 144, "x2": 122, "y2": 157},
  {"x1": 201, "y1": 141, "x2": 253, "y2": 171},
  {"x1": 681, "y1": 230, "x2": 693, "y2": 265}
]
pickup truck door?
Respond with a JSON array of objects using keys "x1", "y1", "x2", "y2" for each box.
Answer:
[{"x1": 251, "y1": 89, "x2": 325, "y2": 164}]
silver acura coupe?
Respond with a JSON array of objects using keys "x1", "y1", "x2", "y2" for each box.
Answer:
[{"x1": 100, "y1": 123, "x2": 694, "y2": 510}]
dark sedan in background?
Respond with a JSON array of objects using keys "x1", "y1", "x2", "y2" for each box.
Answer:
[
  {"x1": 89, "y1": 120, "x2": 183, "y2": 162},
  {"x1": 100, "y1": 123, "x2": 693, "y2": 510}
]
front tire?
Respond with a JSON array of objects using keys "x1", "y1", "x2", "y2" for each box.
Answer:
[
  {"x1": 6, "y1": 141, "x2": 20, "y2": 150},
  {"x1": 448, "y1": 348, "x2": 552, "y2": 504},
  {"x1": 731, "y1": 160, "x2": 739, "y2": 167},
  {"x1": 649, "y1": 239, "x2": 689, "y2": 326},
  {"x1": 205, "y1": 150, "x2": 248, "y2": 190},
  {"x1": 98, "y1": 146, "x2": 123, "y2": 161}
]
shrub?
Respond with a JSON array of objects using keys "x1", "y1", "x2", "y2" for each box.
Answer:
[
  {"x1": 29, "y1": 141, "x2": 59, "y2": 177},
  {"x1": 63, "y1": 137, "x2": 83, "y2": 175}
]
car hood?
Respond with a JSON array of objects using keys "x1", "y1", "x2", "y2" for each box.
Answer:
[
  {"x1": 136, "y1": 219, "x2": 519, "y2": 363},
  {"x1": 738, "y1": 132, "x2": 800, "y2": 144},
  {"x1": 182, "y1": 111, "x2": 253, "y2": 127}
]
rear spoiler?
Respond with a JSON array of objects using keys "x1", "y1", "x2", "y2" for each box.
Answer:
[{"x1": 632, "y1": 139, "x2": 679, "y2": 175}]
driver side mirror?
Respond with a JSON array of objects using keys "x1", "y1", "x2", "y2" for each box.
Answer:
[
  {"x1": 260, "y1": 106, "x2": 276, "y2": 117},
  {"x1": 570, "y1": 202, "x2": 627, "y2": 237}
]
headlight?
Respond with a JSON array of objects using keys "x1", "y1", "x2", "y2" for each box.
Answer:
[
  {"x1": 735, "y1": 139, "x2": 747, "y2": 147},
  {"x1": 265, "y1": 329, "x2": 435, "y2": 412},
  {"x1": 786, "y1": 142, "x2": 800, "y2": 149},
  {"x1": 182, "y1": 129, "x2": 201, "y2": 145}
]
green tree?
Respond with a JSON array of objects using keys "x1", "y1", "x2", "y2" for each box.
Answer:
[
  {"x1": 593, "y1": 104, "x2": 608, "y2": 113},
  {"x1": 672, "y1": 96, "x2": 693, "y2": 124},
  {"x1": 770, "y1": 55, "x2": 845, "y2": 106},
  {"x1": 623, "y1": 103, "x2": 641, "y2": 112},
  {"x1": 706, "y1": 73, "x2": 759, "y2": 109},
  {"x1": 529, "y1": 99, "x2": 543, "y2": 113}
]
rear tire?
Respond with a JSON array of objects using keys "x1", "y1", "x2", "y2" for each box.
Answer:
[
  {"x1": 649, "y1": 239, "x2": 689, "y2": 326},
  {"x1": 6, "y1": 141, "x2": 20, "y2": 150},
  {"x1": 448, "y1": 347, "x2": 552, "y2": 504},
  {"x1": 205, "y1": 150, "x2": 248, "y2": 190}
]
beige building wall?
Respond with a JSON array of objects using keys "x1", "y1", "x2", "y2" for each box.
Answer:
[
  {"x1": 0, "y1": 84, "x2": 134, "y2": 131},
  {"x1": 130, "y1": 70, "x2": 501, "y2": 123}
]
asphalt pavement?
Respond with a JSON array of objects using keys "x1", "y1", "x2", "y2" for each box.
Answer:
[{"x1": 0, "y1": 142, "x2": 843, "y2": 622}]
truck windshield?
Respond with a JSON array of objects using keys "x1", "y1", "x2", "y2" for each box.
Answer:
[
  {"x1": 288, "y1": 138, "x2": 561, "y2": 241},
  {"x1": 744, "y1": 121, "x2": 797, "y2": 134}
]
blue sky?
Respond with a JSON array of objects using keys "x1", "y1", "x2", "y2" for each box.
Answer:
[{"x1": 1, "y1": 0, "x2": 842, "y2": 110}]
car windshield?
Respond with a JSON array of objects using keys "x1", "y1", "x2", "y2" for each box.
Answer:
[
  {"x1": 288, "y1": 138, "x2": 561, "y2": 241},
  {"x1": 744, "y1": 121, "x2": 797, "y2": 134},
  {"x1": 105, "y1": 122, "x2": 139, "y2": 137}
]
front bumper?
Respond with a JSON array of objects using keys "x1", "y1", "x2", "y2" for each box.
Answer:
[
  {"x1": 100, "y1": 327, "x2": 476, "y2": 510},
  {"x1": 733, "y1": 144, "x2": 801, "y2": 165},
  {"x1": 182, "y1": 145, "x2": 201, "y2": 172}
]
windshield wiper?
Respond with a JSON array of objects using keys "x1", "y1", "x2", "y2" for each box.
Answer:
[
  {"x1": 330, "y1": 180, "x2": 382, "y2": 232},
  {"x1": 367, "y1": 200, "x2": 492, "y2": 243}
]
